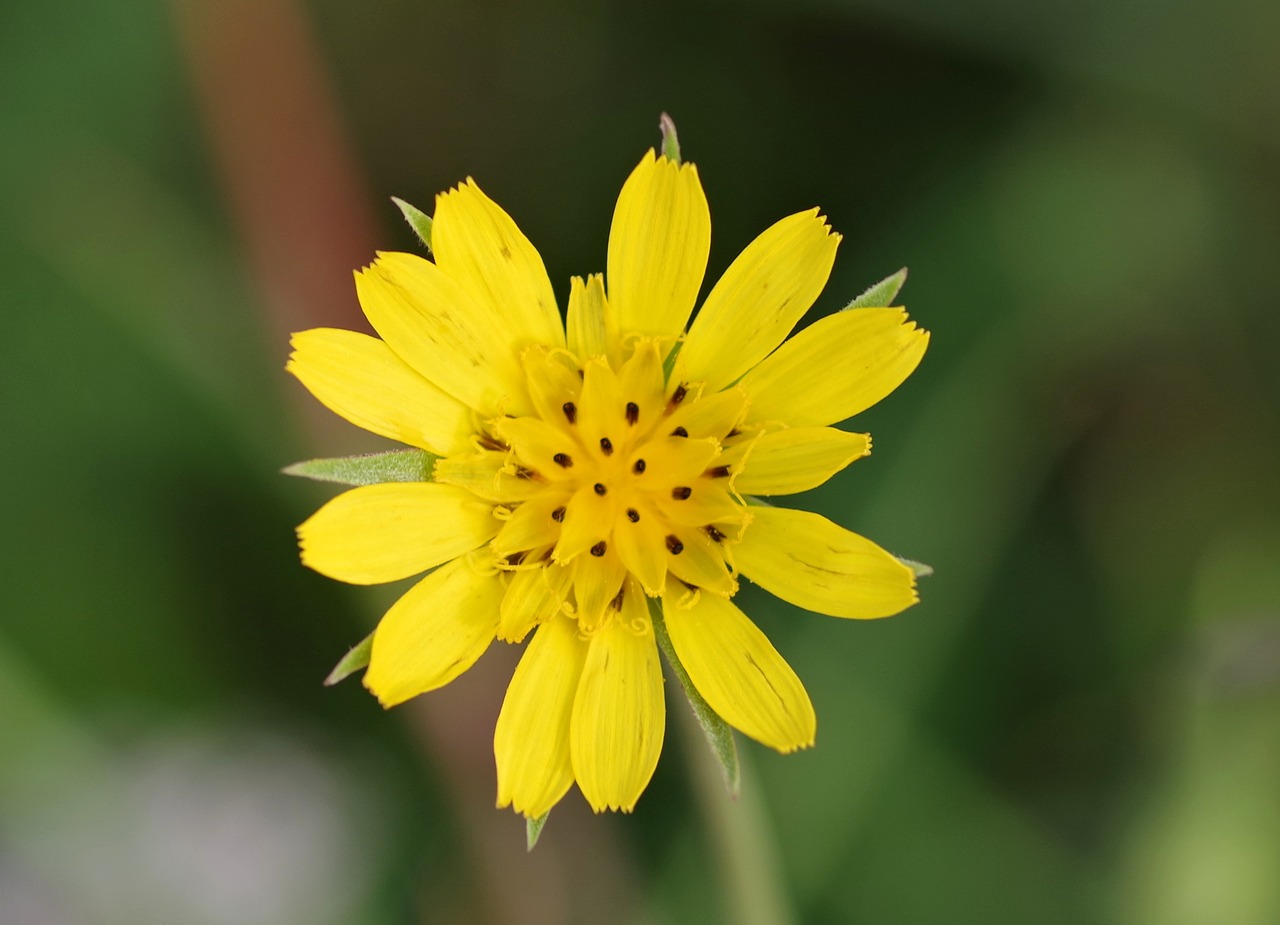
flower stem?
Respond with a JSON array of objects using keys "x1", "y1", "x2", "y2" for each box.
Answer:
[{"x1": 671, "y1": 665, "x2": 797, "y2": 925}]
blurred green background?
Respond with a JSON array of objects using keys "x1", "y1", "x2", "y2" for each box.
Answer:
[{"x1": 3, "y1": 0, "x2": 1279, "y2": 922}]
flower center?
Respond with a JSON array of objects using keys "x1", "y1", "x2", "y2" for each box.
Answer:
[{"x1": 475, "y1": 340, "x2": 750, "y2": 630}]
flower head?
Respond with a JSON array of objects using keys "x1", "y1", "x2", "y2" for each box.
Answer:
[{"x1": 288, "y1": 143, "x2": 928, "y2": 819}]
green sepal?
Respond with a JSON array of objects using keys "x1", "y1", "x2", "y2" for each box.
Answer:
[
  {"x1": 324, "y1": 632, "x2": 374, "y2": 686},
  {"x1": 526, "y1": 811, "x2": 549, "y2": 851},
  {"x1": 648, "y1": 596, "x2": 741, "y2": 799},
  {"x1": 896, "y1": 556, "x2": 935, "y2": 579},
  {"x1": 659, "y1": 112, "x2": 682, "y2": 163},
  {"x1": 661, "y1": 341, "x2": 683, "y2": 385},
  {"x1": 844, "y1": 267, "x2": 908, "y2": 309},
  {"x1": 391, "y1": 196, "x2": 433, "y2": 251},
  {"x1": 282, "y1": 448, "x2": 437, "y2": 487}
]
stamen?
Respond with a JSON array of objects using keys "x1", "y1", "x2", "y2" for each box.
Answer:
[
  {"x1": 551, "y1": 506, "x2": 566, "y2": 522},
  {"x1": 505, "y1": 551, "x2": 527, "y2": 566},
  {"x1": 626, "y1": 508, "x2": 640, "y2": 522},
  {"x1": 671, "y1": 426, "x2": 688, "y2": 437},
  {"x1": 599, "y1": 437, "x2": 613, "y2": 455},
  {"x1": 666, "y1": 383, "x2": 688, "y2": 413},
  {"x1": 625, "y1": 401, "x2": 640, "y2": 425},
  {"x1": 726, "y1": 427, "x2": 741, "y2": 438},
  {"x1": 610, "y1": 588, "x2": 626, "y2": 611},
  {"x1": 514, "y1": 465, "x2": 538, "y2": 480},
  {"x1": 478, "y1": 433, "x2": 508, "y2": 452},
  {"x1": 590, "y1": 541, "x2": 607, "y2": 557},
  {"x1": 665, "y1": 535, "x2": 685, "y2": 555},
  {"x1": 562, "y1": 401, "x2": 577, "y2": 424},
  {"x1": 703, "y1": 525, "x2": 725, "y2": 543},
  {"x1": 671, "y1": 486, "x2": 692, "y2": 500},
  {"x1": 706, "y1": 465, "x2": 731, "y2": 479},
  {"x1": 593, "y1": 483, "x2": 608, "y2": 496},
  {"x1": 632, "y1": 459, "x2": 647, "y2": 474},
  {"x1": 553, "y1": 453, "x2": 573, "y2": 468}
]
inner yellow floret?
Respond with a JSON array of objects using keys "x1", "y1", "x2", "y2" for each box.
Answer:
[{"x1": 433, "y1": 338, "x2": 754, "y2": 641}]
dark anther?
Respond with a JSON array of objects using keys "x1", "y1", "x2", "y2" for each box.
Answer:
[
  {"x1": 704, "y1": 525, "x2": 726, "y2": 543},
  {"x1": 553, "y1": 452, "x2": 573, "y2": 468},
  {"x1": 593, "y1": 482, "x2": 607, "y2": 496},
  {"x1": 672, "y1": 486, "x2": 692, "y2": 500},
  {"x1": 666, "y1": 383, "x2": 688, "y2": 413},
  {"x1": 514, "y1": 465, "x2": 537, "y2": 480},
  {"x1": 665, "y1": 535, "x2": 685, "y2": 555},
  {"x1": 610, "y1": 588, "x2": 626, "y2": 611},
  {"x1": 706, "y1": 465, "x2": 731, "y2": 479},
  {"x1": 478, "y1": 433, "x2": 508, "y2": 452},
  {"x1": 551, "y1": 506, "x2": 566, "y2": 522},
  {"x1": 671, "y1": 426, "x2": 688, "y2": 438},
  {"x1": 562, "y1": 401, "x2": 577, "y2": 424},
  {"x1": 505, "y1": 551, "x2": 527, "y2": 566},
  {"x1": 626, "y1": 508, "x2": 640, "y2": 522},
  {"x1": 590, "y1": 541, "x2": 607, "y2": 557},
  {"x1": 726, "y1": 427, "x2": 741, "y2": 438},
  {"x1": 632, "y1": 458, "x2": 646, "y2": 474},
  {"x1": 599, "y1": 437, "x2": 613, "y2": 455},
  {"x1": 625, "y1": 401, "x2": 640, "y2": 425}
]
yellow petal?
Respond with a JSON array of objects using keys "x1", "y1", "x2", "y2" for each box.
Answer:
[
  {"x1": 733, "y1": 427, "x2": 870, "y2": 496},
  {"x1": 735, "y1": 505, "x2": 918, "y2": 619},
  {"x1": 363, "y1": 555, "x2": 503, "y2": 706},
  {"x1": 522, "y1": 347, "x2": 583, "y2": 430},
  {"x1": 566, "y1": 274, "x2": 617, "y2": 362},
  {"x1": 664, "y1": 386, "x2": 748, "y2": 442},
  {"x1": 664, "y1": 527, "x2": 737, "y2": 597},
  {"x1": 432, "y1": 449, "x2": 543, "y2": 503},
  {"x1": 554, "y1": 483, "x2": 617, "y2": 564},
  {"x1": 495, "y1": 615, "x2": 588, "y2": 818},
  {"x1": 491, "y1": 491, "x2": 571, "y2": 559},
  {"x1": 571, "y1": 588, "x2": 665, "y2": 812},
  {"x1": 498, "y1": 563, "x2": 572, "y2": 643},
  {"x1": 432, "y1": 179, "x2": 564, "y2": 350},
  {"x1": 607, "y1": 150, "x2": 710, "y2": 338},
  {"x1": 571, "y1": 548, "x2": 627, "y2": 632},
  {"x1": 738, "y1": 308, "x2": 928, "y2": 426},
  {"x1": 356, "y1": 253, "x2": 529, "y2": 416},
  {"x1": 682, "y1": 210, "x2": 839, "y2": 390},
  {"x1": 612, "y1": 503, "x2": 669, "y2": 596},
  {"x1": 494, "y1": 416, "x2": 576, "y2": 483},
  {"x1": 287, "y1": 328, "x2": 473, "y2": 456},
  {"x1": 662, "y1": 590, "x2": 815, "y2": 752},
  {"x1": 298, "y1": 483, "x2": 499, "y2": 584}
]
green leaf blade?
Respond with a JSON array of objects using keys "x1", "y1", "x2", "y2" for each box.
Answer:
[
  {"x1": 648, "y1": 596, "x2": 740, "y2": 799},
  {"x1": 896, "y1": 556, "x2": 935, "y2": 579},
  {"x1": 324, "y1": 632, "x2": 374, "y2": 686},
  {"x1": 282, "y1": 448, "x2": 436, "y2": 487},
  {"x1": 844, "y1": 267, "x2": 908, "y2": 309},
  {"x1": 392, "y1": 196, "x2": 433, "y2": 251},
  {"x1": 526, "y1": 811, "x2": 549, "y2": 851},
  {"x1": 659, "y1": 112, "x2": 682, "y2": 163}
]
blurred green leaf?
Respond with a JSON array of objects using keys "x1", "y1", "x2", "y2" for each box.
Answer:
[
  {"x1": 526, "y1": 811, "x2": 549, "y2": 851},
  {"x1": 282, "y1": 449, "x2": 436, "y2": 486},
  {"x1": 323, "y1": 632, "x2": 373, "y2": 686},
  {"x1": 649, "y1": 596, "x2": 740, "y2": 799},
  {"x1": 660, "y1": 112, "x2": 682, "y2": 163},
  {"x1": 392, "y1": 197, "x2": 433, "y2": 251},
  {"x1": 897, "y1": 556, "x2": 935, "y2": 578},
  {"x1": 845, "y1": 268, "x2": 908, "y2": 309}
]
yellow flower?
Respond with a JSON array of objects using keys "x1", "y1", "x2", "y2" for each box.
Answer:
[{"x1": 287, "y1": 148, "x2": 928, "y2": 819}]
